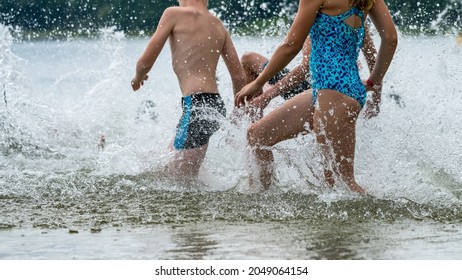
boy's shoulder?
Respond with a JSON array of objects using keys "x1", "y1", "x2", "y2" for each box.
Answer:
[
  {"x1": 160, "y1": 6, "x2": 190, "y2": 21},
  {"x1": 163, "y1": 6, "x2": 204, "y2": 16},
  {"x1": 163, "y1": 6, "x2": 222, "y2": 22},
  {"x1": 162, "y1": 7, "x2": 183, "y2": 17}
]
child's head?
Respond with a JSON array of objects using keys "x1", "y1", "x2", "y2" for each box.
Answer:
[
  {"x1": 350, "y1": 0, "x2": 375, "y2": 11},
  {"x1": 178, "y1": 0, "x2": 209, "y2": 6}
]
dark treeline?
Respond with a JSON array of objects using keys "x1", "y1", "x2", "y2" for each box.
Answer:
[{"x1": 0, "y1": 0, "x2": 461, "y2": 38}]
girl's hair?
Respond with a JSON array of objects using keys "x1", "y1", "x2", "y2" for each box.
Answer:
[{"x1": 350, "y1": 0, "x2": 375, "y2": 11}]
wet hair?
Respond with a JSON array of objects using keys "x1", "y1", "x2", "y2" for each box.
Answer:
[{"x1": 350, "y1": 0, "x2": 375, "y2": 11}]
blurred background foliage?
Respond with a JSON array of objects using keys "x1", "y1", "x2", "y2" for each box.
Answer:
[{"x1": 0, "y1": 0, "x2": 461, "y2": 39}]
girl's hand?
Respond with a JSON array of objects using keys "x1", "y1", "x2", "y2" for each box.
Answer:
[
  {"x1": 362, "y1": 79, "x2": 382, "y2": 119},
  {"x1": 364, "y1": 99, "x2": 380, "y2": 119},
  {"x1": 234, "y1": 81, "x2": 263, "y2": 107}
]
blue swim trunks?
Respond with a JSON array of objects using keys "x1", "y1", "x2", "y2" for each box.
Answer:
[{"x1": 173, "y1": 93, "x2": 226, "y2": 150}]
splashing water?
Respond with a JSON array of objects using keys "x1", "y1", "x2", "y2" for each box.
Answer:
[{"x1": 1, "y1": 24, "x2": 462, "y2": 239}]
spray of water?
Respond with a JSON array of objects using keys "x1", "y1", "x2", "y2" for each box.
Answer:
[{"x1": 1, "y1": 0, "x2": 462, "y2": 230}]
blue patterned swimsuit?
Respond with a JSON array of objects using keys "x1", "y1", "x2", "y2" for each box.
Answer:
[{"x1": 310, "y1": 6, "x2": 367, "y2": 108}]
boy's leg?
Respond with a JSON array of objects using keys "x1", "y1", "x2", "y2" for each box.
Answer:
[
  {"x1": 247, "y1": 90, "x2": 315, "y2": 188},
  {"x1": 167, "y1": 141, "x2": 208, "y2": 177},
  {"x1": 167, "y1": 94, "x2": 225, "y2": 178}
]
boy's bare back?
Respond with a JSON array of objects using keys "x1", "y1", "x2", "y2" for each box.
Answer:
[
  {"x1": 168, "y1": 7, "x2": 227, "y2": 95},
  {"x1": 132, "y1": 0, "x2": 245, "y2": 96}
]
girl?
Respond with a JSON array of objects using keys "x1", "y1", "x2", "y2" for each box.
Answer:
[{"x1": 235, "y1": 0, "x2": 398, "y2": 193}]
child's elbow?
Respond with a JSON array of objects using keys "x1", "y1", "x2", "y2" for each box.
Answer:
[
  {"x1": 383, "y1": 29, "x2": 398, "y2": 49},
  {"x1": 286, "y1": 42, "x2": 303, "y2": 57},
  {"x1": 282, "y1": 36, "x2": 304, "y2": 56}
]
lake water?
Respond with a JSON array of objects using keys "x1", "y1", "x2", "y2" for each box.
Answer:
[{"x1": 1, "y1": 25, "x2": 462, "y2": 259}]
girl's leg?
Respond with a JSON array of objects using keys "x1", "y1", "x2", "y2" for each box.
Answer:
[
  {"x1": 247, "y1": 90, "x2": 315, "y2": 188},
  {"x1": 313, "y1": 90, "x2": 365, "y2": 193}
]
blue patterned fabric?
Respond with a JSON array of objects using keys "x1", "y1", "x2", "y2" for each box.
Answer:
[
  {"x1": 310, "y1": 6, "x2": 367, "y2": 107},
  {"x1": 173, "y1": 93, "x2": 226, "y2": 150}
]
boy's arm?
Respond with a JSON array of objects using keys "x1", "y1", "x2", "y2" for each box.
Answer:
[
  {"x1": 221, "y1": 31, "x2": 246, "y2": 95},
  {"x1": 131, "y1": 8, "x2": 177, "y2": 91}
]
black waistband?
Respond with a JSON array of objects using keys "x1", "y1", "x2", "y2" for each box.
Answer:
[
  {"x1": 183, "y1": 92, "x2": 219, "y2": 98},
  {"x1": 182, "y1": 93, "x2": 221, "y2": 102}
]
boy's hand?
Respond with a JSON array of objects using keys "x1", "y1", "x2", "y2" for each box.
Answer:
[{"x1": 131, "y1": 75, "x2": 149, "y2": 91}]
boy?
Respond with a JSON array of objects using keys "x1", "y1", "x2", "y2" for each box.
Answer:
[{"x1": 131, "y1": 0, "x2": 246, "y2": 177}]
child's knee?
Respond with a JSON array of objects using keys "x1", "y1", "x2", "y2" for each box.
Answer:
[{"x1": 240, "y1": 52, "x2": 257, "y2": 66}]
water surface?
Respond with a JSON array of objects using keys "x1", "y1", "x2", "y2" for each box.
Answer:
[{"x1": 1, "y1": 25, "x2": 462, "y2": 259}]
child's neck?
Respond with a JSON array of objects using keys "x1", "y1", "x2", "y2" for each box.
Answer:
[{"x1": 180, "y1": 0, "x2": 208, "y2": 9}]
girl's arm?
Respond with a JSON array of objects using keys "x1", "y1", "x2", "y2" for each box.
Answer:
[{"x1": 235, "y1": 0, "x2": 322, "y2": 106}]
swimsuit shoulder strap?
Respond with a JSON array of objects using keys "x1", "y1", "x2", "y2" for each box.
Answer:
[{"x1": 338, "y1": 6, "x2": 364, "y2": 21}]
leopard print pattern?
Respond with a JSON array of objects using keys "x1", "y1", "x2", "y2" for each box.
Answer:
[{"x1": 310, "y1": 6, "x2": 367, "y2": 108}]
